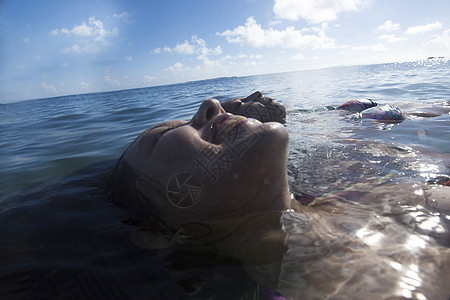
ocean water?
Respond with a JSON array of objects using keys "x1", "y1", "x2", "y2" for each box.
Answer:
[{"x1": 1, "y1": 59, "x2": 450, "y2": 299}]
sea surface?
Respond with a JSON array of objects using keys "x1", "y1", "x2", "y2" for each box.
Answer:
[{"x1": 1, "y1": 59, "x2": 450, "y2": 299}]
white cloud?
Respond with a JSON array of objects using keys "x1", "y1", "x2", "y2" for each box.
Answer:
[
  {"x1": 170, "y1": 40, "x2": 196, "y2": 55},
  {"x1": 166, "y1": 62, "x2": 189, "y2": 73},
  {"x1": 352, "y1": 43, "x2": 387, "y2": 51},
  {"x1": 124, "y1": 56, "x2": 132, "y2": 61},
  {"x1": 80, "y1": 81, "x2": 91, "y2": 90},
  {"x1": 405, "y1": 21, "x2": 442, "y2": 35},
  {"x1": 113, "y1": 11, "x2": 130, "y2": 18},
  {"x1": 104, "y1": 75, "x2": 120, "y2": 87},
  {"x1": 250, "y1": 54, "x2": 264, "y2": 59},
  {"x1": 41, "y1": 82, "x2": 57, "y2": 93},
  {"x1": 273, "y1": 0, "x2": 370, "y2": 23},
  {"x1": 22, "y1": 37, "x2": 30, "y2": 43},
  {"x1": 49, "y1": 16, "x2": 118, "y2": 44},
  {"x1": 218, "y1": 17, "x2": 336, "y2": 49},
  {"x1": 290, "y1": 53, "x2": 305, "y2": 60},
  {"x1": 159, "y1": 36, "x2": 222, "y2": 63},
  {"x1": 202, "y1": 57, "x2": 222, "y2": 68},
  {"x1": 378, "y1": 34, "x2": 405, "y2": 43},
  {"x1": 61, "y1": 44, "x2": 88, "y2": 54},
  {"x1": 221, "y1": 53, "x2": 264, "y2": 61},
  {"x1": 423, "y1": 29, "x2": 450, "y2": 52},
  {"x1": 269, "y1": 20, "x2": 282, "y2": 26},
  {"x1": 113, "y1": 11, "x2": 131, "y2": 23},
  {"x1": 162, "y1": 57, "x2": 234, "y2": 81},
  {"x1": 61, "y1": 62, "x2": 69, "y2": 67},
  {"x1": 163, "y1": 36, "x2": 221, "y2": 56},
  {"x1": 151, "y1": 47, "x2": 161, "y2": 54},
  {"x1": 377, "y1": 20, "x2": 400, "y2": 32},
  {"x1": 49, "y1": 29, "x2": 59, "y2": 36},
  {"x1": 143, "y1": 75, "x2": 155, "y2": 84},
  {"x1": 72, "y1": 22, "x2": 92, "y2": 36}
]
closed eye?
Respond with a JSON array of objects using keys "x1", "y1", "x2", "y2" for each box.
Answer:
[
  {"x1": 160, "y1": 126, "x2": 175, "y2": 135},
  {"x1": 231, "y1": 100, "x2": 243, "y2": 109},
  {"x1": 153, "y1": 126, "x2": 176, "y2": 145},
  {"x1": 146, "y1": 120, "x2": 189, "y2": 150},
  {"x1": 152, "y1": 123, "x2": 187, "y2": 146}
]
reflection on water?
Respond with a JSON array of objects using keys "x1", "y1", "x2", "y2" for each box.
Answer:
[
  {"x1": 1, "y1": 60, "x2": 449, "y2": 299},
  {"x1": 263, "y1": 182, "x2": 450, "y2": 299},
  {"x1": 285, "y1": 94, "x2": 450, "y2": 298}
]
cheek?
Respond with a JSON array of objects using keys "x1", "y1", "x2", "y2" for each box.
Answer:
[
  {"x1": 192, "y1": 124, "x2": 270, "y2": 186},
  {"x1": 151, "y1": 138, "x2": 245, "y2": 211},
  {"x1": 149, "y1": 129, "x2": 210, "y2": 186},
  {"x1": 151, "y1": 133, "x2": 202, "y2": 173},
  {"x1": 149, "y1": 137, "x2": 208, "y2": 210},
  {"x1": 164, "y1": 172, "x2": 205, "y2": 209}
]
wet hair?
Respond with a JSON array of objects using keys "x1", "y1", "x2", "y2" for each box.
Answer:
[{"x1": 108, "y1": 152, "x2": 165, "y2": 223}]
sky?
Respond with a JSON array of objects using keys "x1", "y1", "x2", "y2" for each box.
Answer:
[{"x1": 1, "y1": 0, "x2": 449, "y2": 103}]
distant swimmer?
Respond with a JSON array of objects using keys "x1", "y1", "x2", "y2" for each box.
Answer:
[
  {"x1": 337, "y1": 99, "x2": 377, "y2": 112},
  {"x1": 360, "y1": 105, "x2": 406, "y2": 121},
  {"x1": 338, "y1": 98, "x2": 450, "y2": 121},
  {"x1": 338, "y1": 98, "x2": 406, "y2": 121}
]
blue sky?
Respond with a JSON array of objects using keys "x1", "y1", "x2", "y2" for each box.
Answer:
[{"x1": 1, "y1": 0, "x2": 449, "y2": 102}]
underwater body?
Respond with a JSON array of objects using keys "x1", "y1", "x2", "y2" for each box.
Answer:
[{"x1": 1, "y1": 59, "x2": 450, "y2": 299}]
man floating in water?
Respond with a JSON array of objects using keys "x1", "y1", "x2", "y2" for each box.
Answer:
[
  {"x1": 109, "y1": 92, "x2": 450, "y2": 299},
  {"x1": 338, "y1": 98, "x2": 407, "y2": 121}
]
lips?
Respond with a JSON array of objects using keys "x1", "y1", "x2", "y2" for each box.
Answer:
[
  {"x1": 209, "y1": 113, "x2": 247, "y2": 143},
  {"x1": 222, "y1": 114, "x2": 247, "y2": 133}
]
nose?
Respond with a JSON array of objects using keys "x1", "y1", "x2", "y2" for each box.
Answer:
[
  {"x1": 191, "y1": 98, "x2": 225, "y2": 128},
  {"x1": 242, "y1": 91, "x2": 262, "y2": 103}
]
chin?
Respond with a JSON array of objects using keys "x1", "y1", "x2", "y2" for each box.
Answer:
[
  {"x1": 242, "y1": 121, "x2": 289, "y2": 174},
  {"x1": 259, "y1": 121, "x2": 289, "y2": 145}
]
